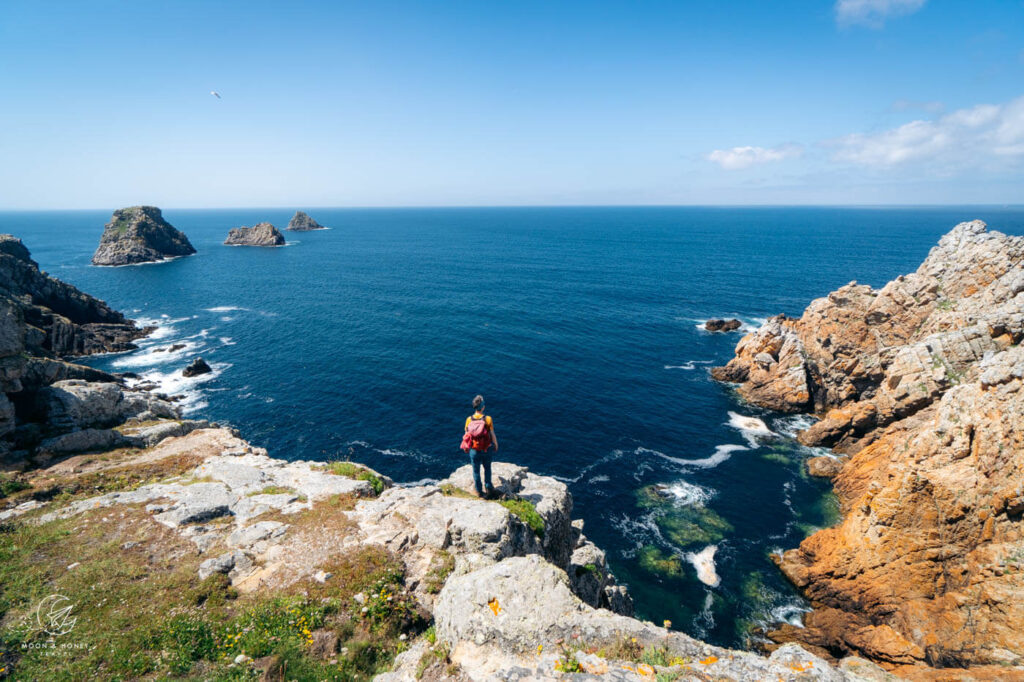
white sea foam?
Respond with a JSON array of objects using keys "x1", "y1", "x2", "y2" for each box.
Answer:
[
  {"x1": 638, "y1": 444, "x2": 747, "y2": 471},
  {"x1": 773, "y1": 414, "x2": 817, "y2": 439},
  {"x1": 664, "y1": 360, "x2": 713, "y2": 370},
  {"x1": 125, "y1": 361, "x2": 229, "y2": 414},
  {"x1": 588, "y1": 474, "x2": 610, "y2": 484},
  {"x1": 663, "y1": 480, "x2": 714, "y2": 507},
  {"x1": 770, "y1": 603, "x2": 811, "y2": 628},
  {"x1": 687, "y1": 545, "x2": 721, "y2": 587},
  {"x1": 111, "y1": 339, "x2": 204, "y2": 368},
  {"x1": 205, "y1": 306, "x2": 248, "y2": 313},
  {"x1": 727, "y1": 411, "x2": 777, "y2": 447},
  {"x1": 219, "y1": 337, "x2": 236, "y2": 346},
  {"x1": 611, "y1": 511, "x2": 668, "y2": 554}
]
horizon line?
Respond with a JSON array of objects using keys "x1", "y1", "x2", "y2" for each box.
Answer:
[{"x1": 2, "y1": 202, "x2": 1024, "y2": 212}]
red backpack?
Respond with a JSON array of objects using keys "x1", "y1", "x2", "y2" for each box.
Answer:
[{"x1": 462, "y1": 416, "x2": 492, "y2": 452}]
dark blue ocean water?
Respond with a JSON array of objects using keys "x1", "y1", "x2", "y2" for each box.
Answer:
[{"x1": 3, "y1": 206, "x2": 1023, "y2": 648}]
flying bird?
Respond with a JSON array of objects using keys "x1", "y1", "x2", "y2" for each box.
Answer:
[{"x1": 210, "y1": 91, "x2": 221, "y2": 99}]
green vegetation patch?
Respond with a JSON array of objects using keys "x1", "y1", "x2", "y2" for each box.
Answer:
[
  {"x1": 0, "y1": 474, "x2": 29, "y2": 499},
  {"x1": 499, "y1": 498, "x2": 545, "y2": 539},
  {"x1": 637, "y1": 545, "x2": 684, "y2": 578},
  {"x1": 0, "y1": 507, "x2": 414, "y2": 680},
  {"x1": 423, "y1": 550, "x2": 455, "y2": 594},
  {"x1": 323, "y1": 461, "x2": 386, "y2": 495}
]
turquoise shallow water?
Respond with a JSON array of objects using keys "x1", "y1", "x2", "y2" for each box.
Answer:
[{"x1": 3, "y1": 206, "x2": 1023, "y2": 648}]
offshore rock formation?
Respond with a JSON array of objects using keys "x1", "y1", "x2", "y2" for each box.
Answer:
[
  {"x1": 706, "y1": 318, "x2": 742, "y2": 332},
  {"x1": 91, "y1": 206, "x2": 196, "y2": 266},
  {"x1": 286, "y1": 210, "x2": 327, "y2": 231},
  {"x1": 714, "y1": 221, "x2": 1024, "y2": 675},
  {"x1": 223, "y1": 222, "x2": 286, "y2": 246}
]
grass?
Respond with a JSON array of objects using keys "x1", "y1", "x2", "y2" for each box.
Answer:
[
  {"x1": 18, "y1": 451, "x2": 206, "y2": 507},
  {"x1": 323, "y1": 462, "x2": 385, "y2": 496},
  {"x1": 498, "y1": 498, "x2": 545, "y2": 539},
  {"x1": 423, "y1": 550, "x2": 455, "y2": 595},
  {"x1": 246, "y1": 485, "x2": 298, "y2": 497},
  {"x1": 0, "y1": 506, "x2": 413, "y2": 680},
  {"x1": 0, "y1": 474, "x2": 29, "y2": 499},
  {"x1": 438, "y1": 483, "x2": 476, "y2": 499}
]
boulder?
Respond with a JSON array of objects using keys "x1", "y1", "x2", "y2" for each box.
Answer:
[
  {"x1": 286, "y1": 211, "x2": 327, "y2": 231},
  {"x1": 224, "y1": 223, "x2": 286, "y2": 247},
  {"x1": 91, "y1": 206, "x2": 196, "y2": 266},
  {"x1": 182, "y1": 357, "x2": 212, "y2": 378},
  {"x1": 35, "y1": 380, "x2": 177, "y2": 431},
  {"x1": 705, "y1": 318, "x2": 742, "y2": 332}
]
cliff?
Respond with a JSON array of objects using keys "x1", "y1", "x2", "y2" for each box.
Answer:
[
  {"x1": 91, "y1": 206, "x2": 196, "y2": 266},
  {"x1": 713, "y1": 221, "x2": 1024, "y2": 676},
  {"x1": 224, "y1": 223, "x2": 286, "y2": 247},
  {"x1": 3, "y1": 426, "x2": 887, "y2": 681},
  {"x1": 287, "y1": 211, "x2": 327, "y2": 231}
]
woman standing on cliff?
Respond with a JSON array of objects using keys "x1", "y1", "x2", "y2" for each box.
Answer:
[{"x1": 462, "y1": 395, "x2": 499, "y2": 498}]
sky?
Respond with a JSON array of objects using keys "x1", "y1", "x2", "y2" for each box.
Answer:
[{"x1": 1, "y1": 0, "x2": 1022, "y2": 208}]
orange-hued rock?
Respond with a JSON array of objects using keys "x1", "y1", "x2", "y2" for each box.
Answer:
[{"x1": 714, "y1": 221, "x2": 1024, "y2": 673}]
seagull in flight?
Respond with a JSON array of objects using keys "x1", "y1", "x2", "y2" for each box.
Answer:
[{"x1": 210, "y1": 90, "x2": 221, "y2": 99}]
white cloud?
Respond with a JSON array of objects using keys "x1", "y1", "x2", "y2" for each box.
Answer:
[
  {"x1": 827, "y1": 96, "x2": 1024, "y2": 168},
  {"x1": 706, "y1": 144, "x2": 802, "y2": 170},
  {"x1": 835, "y1": 0, "x2": 926, "y2": 28}
]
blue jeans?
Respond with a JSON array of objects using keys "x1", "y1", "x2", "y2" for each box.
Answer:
[{"x1": 469, "y1": 449, "x2": 493, "y2": 494}]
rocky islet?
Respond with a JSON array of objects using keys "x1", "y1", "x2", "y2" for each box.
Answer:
[
  {"x1": 91, "y1": 206, "x2": 197, "y2": 266},
  {"x1": 223, "y1": 222, "x2": 286, "y2": 246}
]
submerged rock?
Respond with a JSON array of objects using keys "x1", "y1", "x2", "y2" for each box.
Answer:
[
  {"x1": 91, "y1": 206, "x2": 196, "y2": 266},
  {"x1": 182, "y1": 357, "x2": 212, "y2": 378},
  {"x1": 286, "y1": 211, "x2": 327, "y2": 231},
  {"x1": 706, "y1": 318, "x2": 742, "y2": 332},
  {"x1": 223, "y1": 222, "x2": 286, "y2": 247}
]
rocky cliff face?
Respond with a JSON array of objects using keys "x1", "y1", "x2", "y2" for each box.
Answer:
[
  {"x1": 224, "y1": 222, "x2": 286, "y2": 246},
  {"x1": 0, "y1": 234, "x2": 203, "y2": 463},
  {"x1": 91, "y1": 206, "x2": 196, "y2": 266},
  {"x1": 286, "y1": 210, "x2": 327, "y2": 231},
  {"x1": 713, "y1": 221, "x2": 1024, "y2": 675}
]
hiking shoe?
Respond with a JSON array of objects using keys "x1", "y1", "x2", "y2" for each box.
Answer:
[{"x1": 484, "y1": 487, "x2": 498, "y2": 499}]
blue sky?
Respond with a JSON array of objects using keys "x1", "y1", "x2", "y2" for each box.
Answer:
[{"x1": 1, "y1": 0, "x2": 1022, "y2": 208}]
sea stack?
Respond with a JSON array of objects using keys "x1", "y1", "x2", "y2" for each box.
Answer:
[
  {"x1": 223, "y1": 222, "x2": 286, "y2": 247},
  {"x1": 286, "y1": 211, "x2": 327, "y2": 231},
  {"x1": 91, "y1": 206, "x2": 196, "y2": 266}
]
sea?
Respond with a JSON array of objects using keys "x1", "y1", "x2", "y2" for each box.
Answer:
[{"x1": 3, "y1": 206, "x2": 1023, "y2": 649}]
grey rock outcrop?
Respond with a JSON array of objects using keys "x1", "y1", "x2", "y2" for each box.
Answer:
[
  {"x1": 286, "y1": 211, "x2": 327, "y2": 231},
  {"x1": 91, "y1": 206, "x2": 196, "y2": 266},
  {"x1": 224, "y1": 222, "x2": 286, "y2": 246}
]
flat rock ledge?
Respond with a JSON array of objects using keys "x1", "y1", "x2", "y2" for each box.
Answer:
[{"x1": 11, "y1": 427, "x2": 885, "y2": 681}]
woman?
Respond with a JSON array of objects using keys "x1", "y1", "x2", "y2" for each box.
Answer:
[{"x1": 463, "y1": 394, "x2": 499, "y2": 498}]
